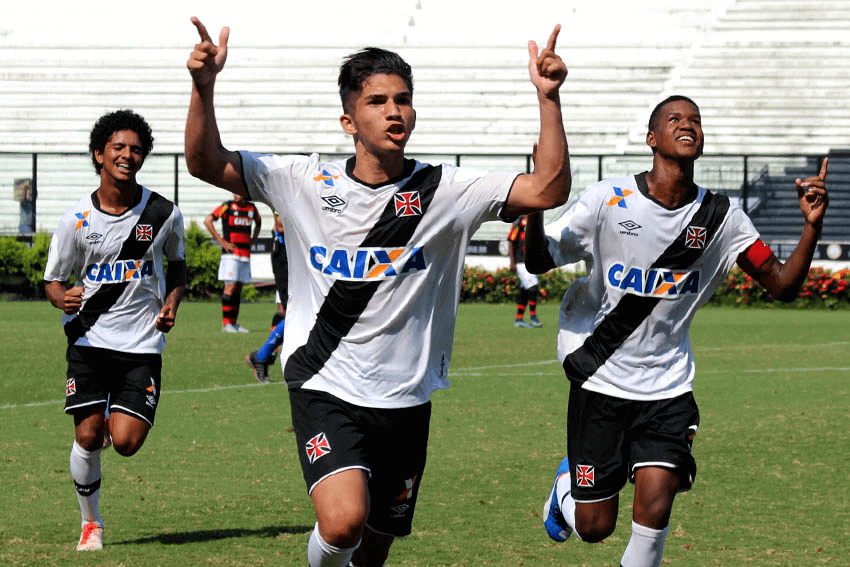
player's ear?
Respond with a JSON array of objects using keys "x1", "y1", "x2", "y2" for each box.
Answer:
[
  {"x1": 646, "y1": 130, "x2": 656, "y2": 150},
  {"x1": 340, "y1": 112, "x2": 357, "y2": 136}
]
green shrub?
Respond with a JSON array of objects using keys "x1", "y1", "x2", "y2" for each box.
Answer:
[
  {"x1": 0, "y1": 234, "x2": 51, "y2": 297},
  {"x1": 708, "y1": 266, "x2": 850, "y2": 309},
  {"x1": 183, "y1": 221, "x2": 222, "y2": 300},
  {"x1": 460, "y1": 266, "x2": 582, "y2": 303}
]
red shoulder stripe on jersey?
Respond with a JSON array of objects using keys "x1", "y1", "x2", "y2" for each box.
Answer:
[
  {"x1": 211, "y1": 204, "x2": 229, "y2": 218},
  {"x1": 745, "y1": 239, "x2": 773, "y2": 270}
]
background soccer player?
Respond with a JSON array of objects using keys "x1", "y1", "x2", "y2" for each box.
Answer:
[
  {"x1": 247, "y1": 212, "x2": 288, "y2": 383},
  {"x1": 204, "y1": 192, "x2": 262, "y2": 332},
  {"x1": 528, "y1": 95, "x2": 829, "y2": 567},
  {"x1": 44, "y1": 109, "x2": 186, "y2": 551},
  {"x1": 186, "y1": 17, "x2": 570, "y2": 567},
  {"x1": 508, "y1": 215, "x2": 543, "y2": 328}
]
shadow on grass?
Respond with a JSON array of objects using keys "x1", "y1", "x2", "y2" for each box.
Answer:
[{"x1": 111, "y1": 524, "x2": 313, "y2": 545}]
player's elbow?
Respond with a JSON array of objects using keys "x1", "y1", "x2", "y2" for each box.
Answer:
[
  {"x1": 537, "y1": 173, "x2": 572, "y2": 209},
  {"x1": 774, "y1": 287, "x2": 800, "y2": 303},
  {"x1": 185, "y1": 154, "x2": 212, "y2": 183},
  {"x1": 525, "y1": 255, "x2": 555, "y2": 275}
]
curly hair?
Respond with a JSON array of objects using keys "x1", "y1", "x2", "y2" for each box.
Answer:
[
  {"x1": 88, "y1": 109, "x2": 154, "y2": 173},
  {"x1": 338, "y1": 47, "x2": 413, "y2": 113}
]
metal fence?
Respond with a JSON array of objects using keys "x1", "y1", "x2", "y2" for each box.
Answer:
[{"x1": 0, "y1": 151, "x2": 821, "y2": 242}]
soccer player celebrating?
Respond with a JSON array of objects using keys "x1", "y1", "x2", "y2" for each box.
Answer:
[
  {"x1": 204, "y1": 192, "x2": 262, "y2": 332},
  {"x1": 186, "y1": 17, "x2": 570, "y2": 567},
  {"x1": 44, "y1": 110, "x2": 186, "y2": 551},
  {"x1": 527, "y1": 95, "x2": 829, "y2": 567}
]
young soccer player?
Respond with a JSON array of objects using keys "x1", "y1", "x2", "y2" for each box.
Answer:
[
  {"x1": 247, "y1": 212, "x2": 288, "y2": 383},
  {"x1": 508, "y1": 215, "x2": 543, "y2": 327},
  {"x1": 527, "y1": 95, "x2": 829, "y2": 567},
  {"x1": 204, "y1": 192, "x2": 262, "y2": 332},
  {"x1": 44, "y1": 110, "x2": 187, "y2": 551},
  {"x1": 186, "y1": 16, "x2": 570, "y2": 567}
]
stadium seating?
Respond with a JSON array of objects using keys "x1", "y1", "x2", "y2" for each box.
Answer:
[{"x1": 1, "y1": 0, "x2": 849, "y2": 246}]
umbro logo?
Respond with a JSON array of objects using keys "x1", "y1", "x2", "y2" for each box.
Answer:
[
  {"x1": 86, "y1": 233, "x2": 103, "y2": 245},
  {"x1": 321, "y1": 195, "x2": 346, "y2": 214},
  {"x1": 618, "y1": 220, "x2": 641, "y2": 237}
]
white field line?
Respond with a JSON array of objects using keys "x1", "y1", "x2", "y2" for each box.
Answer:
[{"x1": 3, "y1": 346, "x2": 849, "y2": 411}]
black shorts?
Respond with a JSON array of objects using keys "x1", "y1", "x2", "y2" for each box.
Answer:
[
  {"x1": 64, "y1": 345, "x2": 162, "y2": 426},
  {"x1": 271, "y1": 245, "x2": 288, "y2": 306},
  {"x1": 567, "y1": 384, "x2": 699, "y2": 502},
  {"x1": 289, "y1": 389, "x2": 431, "y2": 537}
]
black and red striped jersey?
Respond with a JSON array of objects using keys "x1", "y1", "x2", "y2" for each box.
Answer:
[{"x1": 209, "y1": 200, "x2": 258, "y2": 259}]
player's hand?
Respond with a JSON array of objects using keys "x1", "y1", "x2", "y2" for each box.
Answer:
[
  {"x1": 795, "y1": 157, "x2": 829, "y2": 230},
  {"x1": 187, "y1": 16, "x2": 229, "y2": 88},
  {"x1": 222, "y1": 242, "x2": 236, "y2": 254},
  {"x1": 62, "y1": 286, "x2": 84, "y2": 315},
  {"x1": 156, "y1": 304, "x2": 177, "y2": 333},
  {"x1": 528, "y1": 25, "x2": 567, "y2": 98}
]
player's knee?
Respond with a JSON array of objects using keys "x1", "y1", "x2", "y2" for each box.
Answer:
[
  {"x1": 576, "y1": 516, "x2": 617, "y2": 543},
  {"x1": 318, "y1": 508, "x2": 367, "y2": 548},
  {"x1": 111, "y1": 436, "x2": 144, "y2": 457},
  {"x1": 75, "y1": 430, "x2": 102, "y2": 452}
]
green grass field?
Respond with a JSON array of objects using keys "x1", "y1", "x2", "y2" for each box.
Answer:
[{"x1": 1, "y1": 301, "x2": 848, "y2": 566}]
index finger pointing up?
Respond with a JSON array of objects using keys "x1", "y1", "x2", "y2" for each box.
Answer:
[
  {"x1": 191, "y1": 16, "x2": 212, "y2": 43},
  {"x1": 818, "y1": 157, "x2": 829, "y2": 180},
  {"x1": 547, "y1": 24, "x2": 562, "y2": 52}
]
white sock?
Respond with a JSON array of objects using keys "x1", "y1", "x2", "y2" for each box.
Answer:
[
  {"x1": 620, "y1": 520, "x2": 668, "y2": 567},
  {"x1": 70, "y1": 441, "x2": 103, "y2": 528},
  {"x1": 556, "y1": 473, "x2": 581, "y2": 540},
  {"x1": 307, "y1": 523, "x2": 360, "y2": 567}
]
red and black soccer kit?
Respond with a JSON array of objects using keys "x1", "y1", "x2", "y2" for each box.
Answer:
[{"x1": 209, "y1": 200, "x2": 258, "y2": 259}]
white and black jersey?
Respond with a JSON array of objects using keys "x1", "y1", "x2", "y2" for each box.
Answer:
[
  {"x1": 544, "y1": 172, "x2": 759, "y2": 401},
  {"x1": 240, "y1": 152, "x2": 517, "y2": 409},
  {"x1": 44, "y1": 187, "x2": 185, "y2": 354}
]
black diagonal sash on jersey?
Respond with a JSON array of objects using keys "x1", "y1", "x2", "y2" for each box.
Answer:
[
  {"x1": 284, "y1": 165, "x2": 442, "y2": 389},
  {"x1": 562, "y1": 188, "x2": 730, "y2": 383},
  {"x1": 64, "y1": 191, "x2": 174, "y2": 344}
]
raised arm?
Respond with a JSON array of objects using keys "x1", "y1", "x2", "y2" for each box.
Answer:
[
  {"x1": 737, "y1": 158, "x2": 829, "y2": 301},
  {"x1": 524, "y1": 211, "x2": 557, "y2": 274},
  {"x1": 504, "y1": 25, "x2": 571, "y2": 217},
  {"x1": 185, "y1": 17, "x2": 247, "y2": 195}
]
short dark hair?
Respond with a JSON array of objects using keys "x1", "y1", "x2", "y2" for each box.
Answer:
[
  {"x1": 88, "y1": 109, "x2": 154, "y2": 173},
  {"x1": 338, "y1": 47, "x2": 413, "y2": 112},
  {"x1": 648, "y1": 95, "x2": 700, "y2": 133}
]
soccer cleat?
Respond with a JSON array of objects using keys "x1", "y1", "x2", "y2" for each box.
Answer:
[
  {"x1": 529, "y1": 315, "x2": 543, "y2": 327},
  {"x1": 514, "y1": 320, "x2": 532, "y2": 328},
  {"x1": 233, "y1": 324, "x2": 250, "y2": 333},
  {"x1": 246, "y1": 350, "x2": 273, "y2": 383},
  {"x1": 543, "y1": 457, "x2": 572, "y2": 542},
  {"x1": 222, "y1": 323, "x2": 239, "y2": 333},
  {"x1": 76, "y1": 522, "x2": 103, "y2": 551}
]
